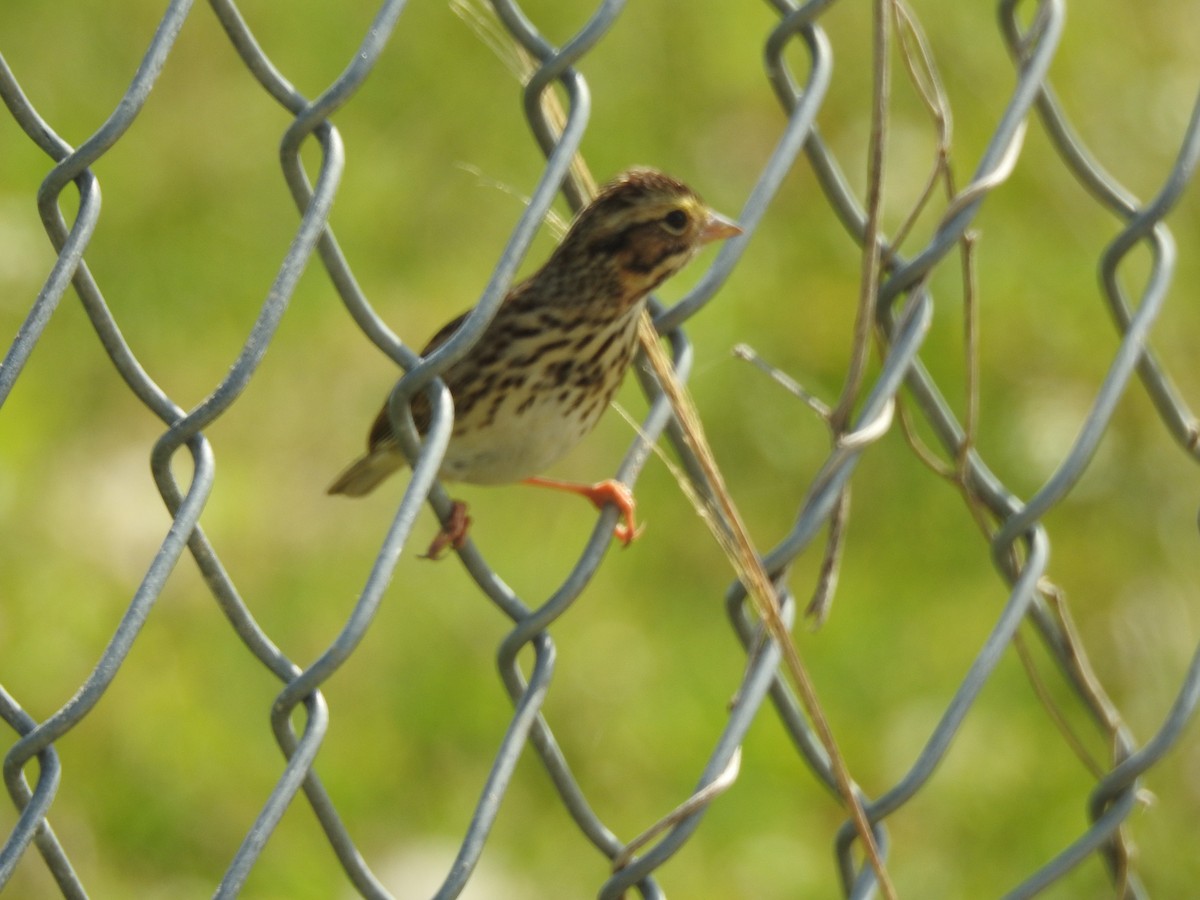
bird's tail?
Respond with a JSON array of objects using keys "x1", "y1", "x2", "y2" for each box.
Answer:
[{"x1": 327, "y1": 450, "x2": 405, "y2": 497}]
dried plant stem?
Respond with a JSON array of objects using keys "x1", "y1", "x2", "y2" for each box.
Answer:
[
  {"x1": 455, "y1": 2, "x2": 895, "y2": 893},
  {"x1": 835, "y1": 0, "x2": 891, "y2": 430},
  {"x1": 635, "y1": 316, "x2": 895, "y2": 898}
]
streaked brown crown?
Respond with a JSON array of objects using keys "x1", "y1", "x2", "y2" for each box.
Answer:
[{"x1": 537, "y1": 168, "x2": 726, "y2": 312}]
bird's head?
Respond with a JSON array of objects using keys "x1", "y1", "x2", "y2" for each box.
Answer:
[{"x1": 551, "y1": 168, "x2": 741, "y2": 308}]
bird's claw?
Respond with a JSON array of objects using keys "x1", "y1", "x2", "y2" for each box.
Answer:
[
  {"x1": 421, "y1": 500, "x2": 471, "y2": 561},
  {"x1": 612, "y1": 520, "x2": 646, "y2": 547},
  {"x1": 584, "y1": 479, "x2": 643, "y2": 548}
]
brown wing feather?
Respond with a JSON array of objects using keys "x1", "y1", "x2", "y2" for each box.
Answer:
[{"x1": 366, "y1": 310, "x2": 471, "y2": 451}]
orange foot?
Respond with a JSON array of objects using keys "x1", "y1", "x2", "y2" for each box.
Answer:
[
  {"x1": 422, "y1": 500, "x2": 472, "y2": 560},
  {"x1": 522, "y1": 476, "x2": 643, "y2": 547}
]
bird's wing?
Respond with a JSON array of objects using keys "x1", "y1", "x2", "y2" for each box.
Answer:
[{"x1": 366, "y1": 309, "x2": 470, "y2": 451}]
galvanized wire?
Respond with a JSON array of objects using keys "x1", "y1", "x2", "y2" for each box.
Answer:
[{"x1": 2, "y1": 0, "x2": 1199, "y2": 897}]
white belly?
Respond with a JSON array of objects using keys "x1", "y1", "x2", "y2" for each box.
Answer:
[
  {"x1": 439, "y1": 388, "x2": 603, "y2": 484},
  {"x1": 437, "y1": 311, "x2": 638, "y2": 485}
]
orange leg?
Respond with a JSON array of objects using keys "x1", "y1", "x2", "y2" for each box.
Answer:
[
  {"x1": 422, "y1": 500, "x2": 472, "y2": 560},
  {"x1": 522, "y1": 476, "x2": 643, "y2": 546}
]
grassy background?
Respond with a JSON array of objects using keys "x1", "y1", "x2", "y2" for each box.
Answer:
[{"x1": 2, "y1": 1, "x2": 1199, "y2": 897}]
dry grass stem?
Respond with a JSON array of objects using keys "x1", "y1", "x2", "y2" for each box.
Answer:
[{"x1": 457, "y1": 1, "x2": 895, "y2": 892}]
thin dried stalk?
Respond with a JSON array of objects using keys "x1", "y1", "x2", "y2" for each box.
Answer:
[
  {"x1": 455, "y1": 2, "x2": 895, "y2": 893},
  {"x1": 635, "y1": 316, "x2": 894, "y2": 897},
  {"x1": 885, "y1": 3, "x2": 1140, "y2": 877}
]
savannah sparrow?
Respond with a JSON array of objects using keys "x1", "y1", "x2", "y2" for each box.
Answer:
[{"x1": 329, "y1": 168, "x2": 740, "y2": 558}]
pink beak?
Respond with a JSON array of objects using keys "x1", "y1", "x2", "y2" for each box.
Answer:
[{"x1": 699, "y1": 210, "x2": 743, "y2": 244}]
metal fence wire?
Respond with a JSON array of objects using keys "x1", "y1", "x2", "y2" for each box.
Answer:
[{"x1": 3, "y1": 0, "x2": 1200, "y2": 897}]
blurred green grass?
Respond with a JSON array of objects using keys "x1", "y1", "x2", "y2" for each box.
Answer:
[{"x1": 2, "y1": 1, "x2": 1200, "y2": 897}]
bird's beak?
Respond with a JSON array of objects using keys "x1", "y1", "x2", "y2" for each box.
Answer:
[{"x1": 699, "y1": 209, "x2": 743, "y2": 245}]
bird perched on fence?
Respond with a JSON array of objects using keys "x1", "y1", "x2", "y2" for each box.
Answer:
[{"x1": 328, "y1": 167, "x2": 741, "y2": 558}]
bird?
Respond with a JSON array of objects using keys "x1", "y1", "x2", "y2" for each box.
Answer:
[{"x1": 328, "y1": 167, "x2": 741, "y2": 558}]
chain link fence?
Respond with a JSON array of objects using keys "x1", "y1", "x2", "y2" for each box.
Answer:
[{"x1": 3, "y1": 0, "x2": 1200, "y2": 897}]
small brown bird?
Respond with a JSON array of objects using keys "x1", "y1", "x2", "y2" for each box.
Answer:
[{"x1": 329, "y1": 168, "x2": 740, "y2": 558}]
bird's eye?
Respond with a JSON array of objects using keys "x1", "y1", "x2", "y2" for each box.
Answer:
[{"x1": 662, "y1": 209, "x2": 689, "y2": 233}]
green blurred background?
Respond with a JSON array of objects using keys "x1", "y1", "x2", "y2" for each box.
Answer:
[{"x1": 2, "y1": 1, "x2": 1199, "y2": 897}]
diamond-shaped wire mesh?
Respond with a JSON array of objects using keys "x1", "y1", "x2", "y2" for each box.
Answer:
[{"x1": 3, "y1": 1, "x2": 1200, "y2": 897}]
